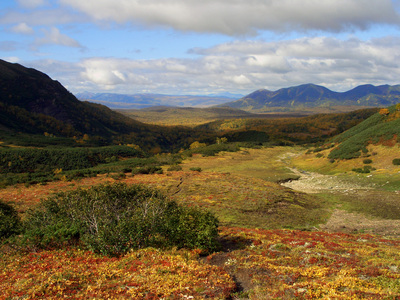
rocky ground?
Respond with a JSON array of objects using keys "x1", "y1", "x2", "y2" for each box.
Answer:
[{"x1": 281, "y1": 167, "x2": 400, "y2": 239}]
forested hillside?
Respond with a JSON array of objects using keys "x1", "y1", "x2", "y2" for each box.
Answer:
[{"x1": 0, "y1": 59, "x2": 200, "y2": 152}]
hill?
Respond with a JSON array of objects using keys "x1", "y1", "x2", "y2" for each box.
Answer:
[
  {"x1": 327, "y1": 105, "x2": 400, "y2": 160},
  {"x1": 76, "y1": 92, "x2": 241, "y2": 109},
  {"x1": 290, "y1": 104, "x2": 400, "y2": 178},
  {"x1": 0, "y1": 59, "x2": 197, "y2": 151},
  {"x1": 223, "y1": 83, "x2": 400, "y2": 112},
  {"x1": 118, "y1": 106, "x2": 259, "y2": 126}
]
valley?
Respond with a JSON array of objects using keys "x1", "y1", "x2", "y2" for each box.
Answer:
[{"x1": 1, "y1": 60, "x2": 400, "y2": 299}]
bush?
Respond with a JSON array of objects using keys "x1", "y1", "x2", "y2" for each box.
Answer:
[
  {"x1": 363, "y1": 159, "x2": 373, "y2": 164},
  {"x1": 132, "y1": 166, "x2": 163, "y2": 175},
  {"x1": 352, "y1": 166, "x2": 375, "y2": 174},
  {"x1": 186, "y1": 143, "x2": 240, "y2": 157},
  {"x1": 167, "y1": 164, "x2": 182, "y2": 171},
  {"x1": 162, "y1": 202, "x2": 219, "y2": 251},
  {"x1": 393, "y1": 158, "x2": 400, "y2": 166},
  {"x1": 22, "y1": 183, "x2": 219, "y2": 255},
  {"x1": 0, "y1": 200, "x2": 22, "y2": 241},
  {"x1": 190, "y1": 167, "x2": 202, "y2": 172}
]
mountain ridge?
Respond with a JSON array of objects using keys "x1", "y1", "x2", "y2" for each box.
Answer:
[{"x1": 222, "y1": 83, "x2": 400, "y2": 112}]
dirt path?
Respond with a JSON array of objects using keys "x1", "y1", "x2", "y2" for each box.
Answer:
[{"x1": 280, "y1": 165, "x2": 400, "y2": 238}]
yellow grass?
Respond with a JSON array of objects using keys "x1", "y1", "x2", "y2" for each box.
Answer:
[{"x1": 181, "y1": 147, "x2": 301, "y2": 182}]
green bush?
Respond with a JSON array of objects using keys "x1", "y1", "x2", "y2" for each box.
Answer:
[
  {"x1": 162, "y1": 202, "x2": 219, "y2": 251},
  {"x1": 393, "y1": 158, "x2": 400, "y2": 166},
  {"x1": 167, "y1": 164, "x2": 183, "y2": 171},
  {"x1": 190, "y1": 167, "x2": 202, "y2": 172},
  {"x1": 132, "y1": 166, "x2": 163, "y2": 175},
  {"x1": 352, "y1": 166, "x2": 375, "y2": 174},
  {"x1": 22, "y1": 183, "x2": 219, "y2": 255},
  {"x1": 186, "y1": 143, "x2": 240, "y2": 157},
  {"x1": 0, "y1": 200, "x2": 22, "y2": 241},
  {"x1": 363, "y1": 159, "x2": 373, "y2": 164}
]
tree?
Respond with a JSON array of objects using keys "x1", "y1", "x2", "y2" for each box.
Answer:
[
  {"x1": 379, "y1": 108, "x2": 390, "y2": 116},
  {"x1": 190, "y1": 141, "x2": 206, "y2": 149}
]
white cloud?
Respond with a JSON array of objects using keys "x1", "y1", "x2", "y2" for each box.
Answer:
[
  {"x1": 25, "y1": 35, "x2": 400, "y2": 95},
  {"x1": 60, "y1": 0, "x2": 400, "y2": 35},
  {"x1": 11, "y1": 22, "x2": 34, "y2": 34},
  {"x1": 35, "y1": 27, "x2": 82, "y2": 48}
]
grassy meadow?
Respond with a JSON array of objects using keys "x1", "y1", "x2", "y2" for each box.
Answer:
[{"x1": 1, "y1": 145, "x2": 400, "y2": 299}]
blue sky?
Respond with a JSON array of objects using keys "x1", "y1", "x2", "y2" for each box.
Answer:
[{"x1": 1, "y1": 0, "x2": 400, "y2": 97}]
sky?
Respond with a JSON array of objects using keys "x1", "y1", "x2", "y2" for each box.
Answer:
[{"x1": 1, "y1": 0, "x2": 400, "y2": 97}]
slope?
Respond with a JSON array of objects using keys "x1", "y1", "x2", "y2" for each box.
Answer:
[
  {"x1": 327, "y1": 105, "x2": 400, "y2": 159},
  {"x1": 0, "y1": 59, "x2": 198, "y2": 151}
]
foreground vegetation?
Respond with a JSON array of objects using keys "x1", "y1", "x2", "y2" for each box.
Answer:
[
  {"x1": 2, "y1": 226, "x2": 400, "y2": 299},
  {"x1": 1, "y1": 145, "x2": 400, "y2": 299}
]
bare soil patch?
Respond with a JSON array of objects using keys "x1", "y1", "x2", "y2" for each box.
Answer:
[
  {"x1": 281, "y1": 167, "x2": 369, "y2": 194},
  {"x1": 319, "y1": 208, "x2": 400, "y2": 238},
  {"x1": 281, "y1": 165, "x2": 400, "y2": 238}
]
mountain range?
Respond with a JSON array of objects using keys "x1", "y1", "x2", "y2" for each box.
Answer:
[
  {"x1": 222, "y1": 83, "x2": 400, "y2": 112},
  {"x1": 76, "y1": 92, "x2": 241, "y2": 109},
  {"x1": 76, "y1": 83, "x2": 400, "y2": 112}
]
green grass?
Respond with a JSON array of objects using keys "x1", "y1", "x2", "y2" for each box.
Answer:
[{"x1": 182, "y1": 146, "x2": 303, "y2": 183}]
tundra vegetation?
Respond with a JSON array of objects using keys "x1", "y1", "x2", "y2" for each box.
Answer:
[{"x1": 1, "y1": 107, "x2": 400, "y2": 299}]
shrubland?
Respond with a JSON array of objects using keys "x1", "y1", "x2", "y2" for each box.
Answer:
[{"x1": 19, "y1": 183, "x2": 219, "y2": 256}]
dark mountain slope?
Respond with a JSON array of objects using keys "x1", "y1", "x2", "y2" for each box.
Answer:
[{"x1": 0, "y1": 60, "x2": 198, "y2": 151}]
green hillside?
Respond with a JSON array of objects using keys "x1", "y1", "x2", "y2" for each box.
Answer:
[{"x1": 328, "y1": 105, "x2": 400, "y2": 159}]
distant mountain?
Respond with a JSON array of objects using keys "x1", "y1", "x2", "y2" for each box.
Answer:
[
  {"x1": 76, "y1": 92, "x2": 241, "y2": 109},
  {"x1": 0, "y1": 59, "x2": 197, "y2": 151},
  {"x1": 222, "y1": 84, "x2": 400, "y2": 112}
]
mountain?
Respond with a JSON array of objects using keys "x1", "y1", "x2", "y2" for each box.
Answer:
[
  {"x1": 76, "y1": 92, "x2": 241, "y2": 109},
  {"x1": 222, "y1": 83, "x2": 400, "y2": 112},
  {"x1": 0, "y1": 59, "x2": 147, "y2": 136},
  {"x1": 0, "y1": 59, "x2": 197, "y2": 151}
]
